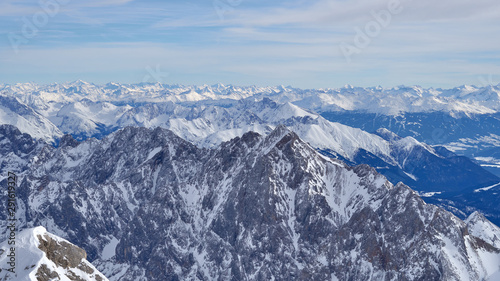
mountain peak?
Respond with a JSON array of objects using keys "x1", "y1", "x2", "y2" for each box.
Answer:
[
  {"x1": 268, "y1": 124, "x2": 294, "y2": 141},
  {"x1": 466, "y1": 211, "x2": 500, "y2": 249},
  {"x1": 375, "y1": 128, "x2": 402, "y2": 141},
  {"x1": 59, "y1": 134, "x2": 80, "y2": 148}
]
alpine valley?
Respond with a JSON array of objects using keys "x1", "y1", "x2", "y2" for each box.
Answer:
[{"x1": 0, "y1": 82, "x2": 500, "y2": 280}]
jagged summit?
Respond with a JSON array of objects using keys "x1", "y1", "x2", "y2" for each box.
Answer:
[
  {"x1": 375, "y1": 128, "x2": 402, "y2": 142},
  {"x1": 58, "y1": 134, "x2": 80, "y2": 148},
  {"x1": 265, "y1": 124, "x2": 295, "y2": 142},
  {"x1": 466, "y1": 211, "x2": 500, "y2": 249}
]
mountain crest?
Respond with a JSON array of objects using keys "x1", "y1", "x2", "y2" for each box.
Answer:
[
  {"x1": 375, "y1": 128, "x2": 402, "y2": 141},
  {"x1": 466, "y1": 211, "x2": 500, "y2": 249}
]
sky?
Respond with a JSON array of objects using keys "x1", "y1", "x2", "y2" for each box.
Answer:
[{"x1": 1, "y1": 0, "x2": 500, "y2": 88}]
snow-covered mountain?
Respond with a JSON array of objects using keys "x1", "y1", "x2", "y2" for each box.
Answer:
[
  {"x1": 320, "y1": 111, "x2": 500, "y2": 176},
  {"x1": 68, "y1": 98, "x2": 500, "y2": 194},
  {"x1": 50, "y1": 99, "x2": 131, "y2": 140},
  {"x1": 466, "y1": 212, "x2": 500, "y2": 249},
  {"x1": 1, "y1": 82, "x2": 499, "y2": 242},
  {"x1": 1, "y1": 126, "x2": 499, "y2": 280},
  {"x1": 1, "y1": 89, "x2": 498, "y2": 222},
  {"x1": 2, "y1": 81, "x2": 499, "y2": 158},
  {"x1": 2, "y1": 82, "x2": 499, "y2": 114},
  {"x1": 0, "y1": 95, "x2": 63, "y2": 143},
  {"x1": 0, "y1": 226, "x2": 108, "y2": 281}
]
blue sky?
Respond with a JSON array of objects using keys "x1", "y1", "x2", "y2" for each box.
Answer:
[{"x1": 1, "y1": 0, "x2": 500, "y2": 88}]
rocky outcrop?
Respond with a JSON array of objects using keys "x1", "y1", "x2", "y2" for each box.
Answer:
[{"x1": 0, "y1": 227, "x2": 108, "y2": 281}]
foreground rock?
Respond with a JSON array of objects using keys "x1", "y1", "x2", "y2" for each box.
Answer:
[{"x1": 0, "y1": 226, "x2": 108, "y2": 281}]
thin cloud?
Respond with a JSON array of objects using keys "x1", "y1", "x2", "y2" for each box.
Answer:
[
  {"x1": 79, "y1": 0, "x2": 136, "y2": 8},
  {"x1": 1, "y1": 0, "x2": 500, "y2": 88},
  {"x1": 205, "y1": 0, "x2": 500, "y2": 27}
]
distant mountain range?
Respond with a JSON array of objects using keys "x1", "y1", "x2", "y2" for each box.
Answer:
[{"x1": 1, "y1": 81, "x2": 499, "y2": 114}]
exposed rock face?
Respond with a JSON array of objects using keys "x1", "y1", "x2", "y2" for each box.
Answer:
[
  {"x1": 0, "y1": 227, "x2": 108, "y2": 281},
  {"x1": 36, "y1": 264, "x2": 62, "y2": 281},
  {"x1": 58, "y1": 134, "x2": 80, "y2": 149},
  {"x1": 0, "y1": 124, "x2": 46, "y2": 176},
  {"x1": 37, "y1": 233, "x2": 87, "y2": 270},
  {"x1": 0, "y1": 126, "x2": 498, "y2": 280}
]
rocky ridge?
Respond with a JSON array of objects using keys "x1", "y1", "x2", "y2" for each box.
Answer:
[{"x1": 0, "y1": 126, "x2": 497, "y2": 280}]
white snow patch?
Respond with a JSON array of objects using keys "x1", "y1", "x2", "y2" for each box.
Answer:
[
  {"x1": 420, "y1": 192, "x2": 442, "y2": 197},
  {"x1": 474, "y1": 182, "x2": 500, "y2": 193},
  {"x1": 102, "y1": 237, "x2": 119, "y2": 260},
  {"x1": 146, "y1": 147, "x2": 162, "y2": 161}
]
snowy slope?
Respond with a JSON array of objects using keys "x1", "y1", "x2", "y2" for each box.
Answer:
[
  {"x1": 115, "y1": 98, "x2": 394, "y2": 161},
  {"x1": 0, "y1": 95, "x2": 62, "y2": 143},
  {"x1": 49, "y1": 99, "x2": 131, "y2": 139},
  {"x1": 466, "y1": 211, "x2": 500, "y2": 249},
  {"x1": 0, "y1": 226, "x2": 108, "y2": 281}
]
